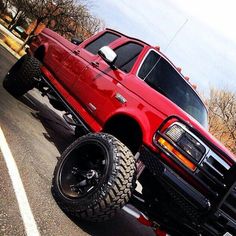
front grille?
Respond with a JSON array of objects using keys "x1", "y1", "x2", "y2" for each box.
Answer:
[
  {"x1": 201, "y1": 151, "x2": 230, "y2": 178},
  {"x1": 140, "y1": 145, "x2": 236, "y2": 234},
  {"x1": 220, "y1": 186, "x2": 236, "y2": 222},
  {"x1": 195, "y1": 150, "x2": 230, "y2": 194},
  {"x1": 202, "y1": 184, "x2": 236, "y2": 235}
]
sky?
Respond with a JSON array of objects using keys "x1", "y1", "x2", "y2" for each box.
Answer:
[{"x1": 91, "y1": 0, "x2": 236, "y2": 95}]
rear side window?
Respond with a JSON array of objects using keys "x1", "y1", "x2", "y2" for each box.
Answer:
[
  {"x1": 114, "y1": 42, "x2": 143, "y2": 73},
  {"x1": 85, "y1": 32, "x2": 120, "y2": 55}
]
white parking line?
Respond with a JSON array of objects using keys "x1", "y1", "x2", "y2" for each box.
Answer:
[{"x1": 0, "y1": 127, "x2": 40, "y2": 236}]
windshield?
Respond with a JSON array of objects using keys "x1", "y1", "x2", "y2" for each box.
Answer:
[{"x1": 138, "y1": 50, "x2": 208, "y2": 128}]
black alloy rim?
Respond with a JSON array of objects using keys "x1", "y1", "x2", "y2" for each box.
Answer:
[{"x1": 58, "y1": 141, "x2": 109, "y2": 199}]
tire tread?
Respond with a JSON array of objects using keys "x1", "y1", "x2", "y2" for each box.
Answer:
[
  {"x1": 3, "y1": 55, "x2": 41, "y2": 97},
  {"x1": 52, "y1": 133, "x2": 136, "y2": 222}
]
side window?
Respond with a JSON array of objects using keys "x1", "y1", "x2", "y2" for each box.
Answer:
[
  {"x1": 138, "y1": 50, "x2": 161, "y2": 80},
  {"x1": 114, "y1": 43, "x2": 143, "y2": 73},
  {"x1": 85, "y1": 32, "x2": 120, "y2": 55}
]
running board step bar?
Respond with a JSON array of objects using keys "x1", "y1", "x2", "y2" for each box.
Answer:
[
  {"x1": 63, "y1": 112, "x2": 80, "y2": 126},
  {"x1": 39, "y1": 74, "x2": 91, "y2": 133}
]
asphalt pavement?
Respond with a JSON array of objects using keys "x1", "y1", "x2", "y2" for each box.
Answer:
[{"x1": 0, "y1": 45, "x2": 154, "y2": 236}]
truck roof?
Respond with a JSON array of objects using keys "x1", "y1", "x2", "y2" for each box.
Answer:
[
  {"x1": 106, "y1": 28, "x2": 184, "y2": 79},
  {"x1": 106, "y1": 28, "x2": 151, "y2": 46}
]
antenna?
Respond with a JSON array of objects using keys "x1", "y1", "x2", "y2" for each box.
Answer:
[
  {"x1": 143, "y1": 19, "x2": 188, "y2": 81},
  {"x1": 164, "y1": 19, "x2": 188, "y2": 52}
]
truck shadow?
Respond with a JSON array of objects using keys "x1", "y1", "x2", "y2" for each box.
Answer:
[
  {"x1": 19, "y1": 91, "x2": 76, "y2": 154},
  {"x1": 18, "y1": 91, "x2": 154, "y2": 236},
  {"x1": 67, "y1": 210, "x2": 155, "y2": 236}
]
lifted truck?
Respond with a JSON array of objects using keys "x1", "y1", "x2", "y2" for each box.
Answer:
[{"x1": 3, "y1": 28, "x2": 236, "y2": 236}]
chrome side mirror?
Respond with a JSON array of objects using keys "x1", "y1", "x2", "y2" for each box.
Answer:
[{"x1": 98, "y1": 46, "x2": 117, "y2": 68}]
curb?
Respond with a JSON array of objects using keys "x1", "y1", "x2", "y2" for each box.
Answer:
[{"x1": 0, "y1": 39, "x2": 21, "y2": 59}]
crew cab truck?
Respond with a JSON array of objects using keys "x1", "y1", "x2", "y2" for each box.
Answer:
[{"x1": 3, "y1": 28, "x2": 236, "y2": 236}]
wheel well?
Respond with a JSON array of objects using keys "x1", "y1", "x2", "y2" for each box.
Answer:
[
  {"x1": 103, "y1": 115, "x2": 143, "y2": 154},
  {"x1": 34, "y1": 46, "x2": 45, "y2": 62}
]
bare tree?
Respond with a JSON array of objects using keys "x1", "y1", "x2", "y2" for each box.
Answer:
[
  {"x1": 45, "y1": 0, "x2": 81, "y2": 37},
  {"x1": 6, "y1": 0, "x2": 104, "y2": 52},
  {"x1": 16, "y1": 0, "x2": 78, "y2": 51},
  {"x1": 24, "y1": 0, "x2": 76, "y2": 35},
  {"x1": 0, "y1": 0, "x2": 10, "y2": 15},
  {"x1": 72, "y1": 6, "x2": 103, "y2": 39},
  {"x1": 0, "y1": 0, "x2": 5, "y2": 14},
  {"x1": 48, "y1": 2, "x2": 104, "y2": 40},
  {"x1": 206, "y1": 88, "x2": 236, "y2": 154},
  {"x1": 7, "y1": 0, "x2": 26, "y2": 30}
]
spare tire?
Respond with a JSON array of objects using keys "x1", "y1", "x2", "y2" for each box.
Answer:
[
  {"x1": 51, "y1": 133, "x2": 136, "y2": 222},
  {"x1": 3, "y1": 55, "x2": 41, "y2": 97}
]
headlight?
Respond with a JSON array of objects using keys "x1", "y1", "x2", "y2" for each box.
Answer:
[
  {"x1": 155, "y1": 123, "x2": 206, "y2": 171},
  {"x1": 165, "y1": 124, "x2": 206, "y2": 161}
]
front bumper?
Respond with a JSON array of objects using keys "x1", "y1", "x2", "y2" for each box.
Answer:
[
  {"x1": 140, "y1": 146, "x2": 236, "y2": 235},
  {"x1": 140, "y1": 146, "x2": 210, "y2": 211}
]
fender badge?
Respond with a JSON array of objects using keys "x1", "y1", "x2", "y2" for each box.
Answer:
[{"x1": 115, "y1": 93, "x2": 127, "y2": 104}]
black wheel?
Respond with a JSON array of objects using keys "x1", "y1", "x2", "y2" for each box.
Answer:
[
  {"x1": 3, "y1": 55, "x2": 41, "y2": 97},
  {"x1": 52, "y1": 132, "x2": 136, "y2": 222}
]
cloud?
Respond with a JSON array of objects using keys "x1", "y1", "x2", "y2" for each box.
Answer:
[
  {"x1": 169, "y1": 0, "x2": 236, "y2": 43},
  {"x1": 96, "y1": 0, "x2": 187, "y2": 46},
  {"x1": 92, "y1": 0, "x2": 236, "y2": 92}
]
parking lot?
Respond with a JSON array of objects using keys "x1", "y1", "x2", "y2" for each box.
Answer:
[{"x1": 0, "y1": 46, "x2": 154, "y2": 236}]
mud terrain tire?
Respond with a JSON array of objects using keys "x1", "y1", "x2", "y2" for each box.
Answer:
[
  {"x1": 3, "y1": 55, "x2": 41, "y2": 97},
  {"x1": 52, "y1": 133, "x2": 136, "y2": 222}
]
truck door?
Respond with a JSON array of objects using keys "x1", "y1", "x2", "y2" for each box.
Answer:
[
  {"x1": 61, "y1": 31, "x2": 121, "y2": 102},
  {"x1": 73, "y1": 39, "x2": 144, "y2": 123}
]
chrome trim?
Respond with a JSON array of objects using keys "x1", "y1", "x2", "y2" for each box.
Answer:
[
  {"x1": 207, "y1": 150, "x2": 230, "y2": 170},
  {"x1": 174, "y1": 122, "x2": 231, "y2": 174},
  {"x1": 136, "y1": 49, "x2": 157, "y2": 80},
  {"x1": 153, "y1": 122, "x2": 208, "y2": 172},
  {"x1": 223, "y1": 233, "x2": 233, "y2": 236},
  {"x1": 203, "y1": 159, "x2": 224, "y2": 177},
  {"x1": 136, "y1": 49, "x2": 191, "y2": 85},
  {"x1": 115, "y1": 93, "x2": 127, "y2": 104},
  {"x1": 164, "y1": 122, "x2": 210, "y2": 161},
  {"x1": 200, "y1": 148, "x2": 230, "y2": 181},
  {"x1": 88, "y1": 103, "x2": 96, "y2": 112},
  {"x1": 122, "y1": 205, "x2": 140, "y2": 219}
]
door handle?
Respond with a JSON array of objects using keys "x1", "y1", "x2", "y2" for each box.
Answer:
[
  {"x1": 73, "y1": 50, "x2": 80, "y2": 55},
  {"x1": 91, "y1": 61, "x2": 99, "y2": 68}
]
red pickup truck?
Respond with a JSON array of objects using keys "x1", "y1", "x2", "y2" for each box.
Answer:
[{"x1": 3, "y1": 28, "x2": 236, "y2": 236}]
